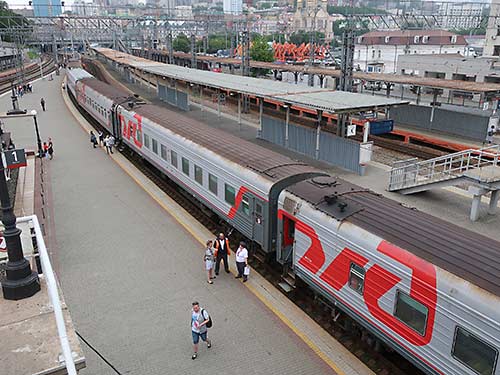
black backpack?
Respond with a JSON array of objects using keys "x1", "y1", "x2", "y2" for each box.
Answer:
[{"x1": 202, "y1": 309, "x2": 213, "y2": 328}]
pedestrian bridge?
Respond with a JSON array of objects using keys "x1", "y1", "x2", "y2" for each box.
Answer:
[{"x1": 388, "y1": 145, "x2": 500, "y2": 221}]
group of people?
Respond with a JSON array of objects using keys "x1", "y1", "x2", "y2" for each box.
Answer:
[
  {"x1": 203, "y1": 232, "x2": 249, "y2": 284},
  {"x1": 90, "y1": 130, "x2": 115, "y2": 154},
  {"x1": 42, "y1": 138, "x2": 54, "y2": 160},
  {"x1": 17, "y1": 83, "x2": 33, "y2": 97},
  {"x1": 191, "y1": 233, "x2": 250, "y2": 360}
]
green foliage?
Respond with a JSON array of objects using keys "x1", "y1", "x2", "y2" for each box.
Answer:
[
  {"x1": 250, "y1": 36, "x2": 274, "y2": 62},
  {"x1": 327, "y1": 5, "x2": 386, "y2": 16},
  {"x1": 0, "y1": 2, "x2": 31, "y2": 42},
  {"x1": 289, "y1": 30, "x2": 325, "y2": 45},
  {"x1": 173, "y1": 34, "x2": 190, "y2": 53},
  {"x1": 451, "y1": 26, "x2": 487, "y2": 36}
]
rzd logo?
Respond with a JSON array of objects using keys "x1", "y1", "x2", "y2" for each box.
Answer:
[
  {"x1": 120, "y1": 113, "x2": 143, "y2": 148},
  {"x1": 294, "y1": 217, "x2": 437, "y2": 347}
]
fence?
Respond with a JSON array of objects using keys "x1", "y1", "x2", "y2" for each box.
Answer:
[
  {"x1": 157, "y1": 84, "x2": 189, "y2": 111},
  {"x1": 260, "y1": 116, "x2": 364, "y2": 174},
  {"x1": 390, "y1": 104, "x2": 491, "y2": 141}
]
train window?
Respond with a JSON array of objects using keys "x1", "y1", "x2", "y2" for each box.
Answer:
[
  {"x1": 224, "y1": 184, "x2": 235, "y2": 205},
  {"x1": 452, "y1": 327, "x2": 498, "y2": 375},
  {"x1": 394, "y1": 291, "x2": 428, "y2": 336},
  {"x1": 208, "y1": 174, "x2": 218, "y2": 195},
  {"x1": 170, "y1": 150, "x2": 178, "y2": 168},
  {"x1": 194, "y1": 165, "x2": 203, "y2": 185},
  {"x1": 160, "y1": 145, "x2": 168, "y2": 160},
  {"x1": 241, "y1": 195, "x2": 250, "y2": 215},
  {"x1": 152, "y1": 139, "x2": 158, "y2": 154},
  {"x1": 182, "y1": 157, "x2": 189, "y2": 176},
  {"x1": 348, "y1": 263, "x2": 365, "y2": 295},
  {"x1": 144, "y1": 133, "x2": 150, "y2": 149}
]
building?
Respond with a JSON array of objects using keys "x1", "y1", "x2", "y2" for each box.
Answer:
[
  {"x1": 174, "y1": 5, "x2": 193, "y2": 19},
  {"x1": 484, "y1": 0, "x2": 500, "y2": 56},
  {"x1": 354, "y1": 30, "x2": 468, "y2": 74},
  {"x1": 222, "y1": 0, "x2": 236, "y2": 15},
  {"x1": 438, "y1": 2, "x2": 484, "y2": 30},
  {"x1": 292, "y1": 0, "x2": 334, "y2": 41},
  {"x1": 33, "y1": 0, "x2": 62, "y2": 17},
  {"x1": 223, "y1": 0, "x2": 242, "y2": 15}
]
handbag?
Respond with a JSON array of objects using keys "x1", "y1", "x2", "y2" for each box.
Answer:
[{"x1": 244, "y1": 266, "x2": 250, "y2": 276}]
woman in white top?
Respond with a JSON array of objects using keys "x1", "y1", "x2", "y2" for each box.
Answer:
[
  {"x1": 204, "y1": 240, "x2": 215, "y2": 284},
  {"x1": 235, "y1": 241, "x2": 249, "y2": 282}
]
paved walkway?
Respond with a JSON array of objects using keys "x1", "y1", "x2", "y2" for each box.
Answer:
[{"x1": 0, "y1": 75, "x2": 366, "y2": 374}]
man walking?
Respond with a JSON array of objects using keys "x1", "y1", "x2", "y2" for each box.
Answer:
[
  {"x1": 98, "y1": 131, "x2": 104, "y2": 147},
  {"x1": 235, "y1": 241, "x2": 249, "y2": 282},
  {"x1": 214, "y1": 232, "x2": 231, "y2": 275},
  {"x1": 40, "y1": 98, "x2": 46, "y2": 111},
  {"x1": 190, "y1": 301, "x2": 211, "y2": 360}
]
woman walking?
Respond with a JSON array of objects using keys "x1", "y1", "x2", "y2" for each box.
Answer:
[{"x1": 204, "y1": 240, "x2": 215, "y2": 284}]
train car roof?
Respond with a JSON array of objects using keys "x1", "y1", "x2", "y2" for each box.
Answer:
[
  {"x1": 80, "y1": 77, "x2": 132, "y2": 102},
  {"x1": 67, "y1": 68, "x2": 93, "y2": 81},
  {"x1": 288, "y1": 180, "x2": 500, "y2": 297},
  {"x1": 130, "y1": 104, "x2": 325, "y2": 183},
  {"x1": 84, "y1": 75, "x2": 500, "y2": 297}
]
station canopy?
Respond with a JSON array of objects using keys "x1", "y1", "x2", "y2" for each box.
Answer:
[{"x1": 94, "y1": 48, "x2": 408, "y2": 114}]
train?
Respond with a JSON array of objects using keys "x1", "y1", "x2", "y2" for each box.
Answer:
[{"x1": 67, "y1": 68, "x2": 500, "y2": 375}]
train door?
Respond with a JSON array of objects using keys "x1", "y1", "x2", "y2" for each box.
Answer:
[
  {"x1": 280, "y1": 215, "x2": 296, "y2": 266},
  {"x1": 251, "y1": 198, "x2": 264, "y2": 246}
]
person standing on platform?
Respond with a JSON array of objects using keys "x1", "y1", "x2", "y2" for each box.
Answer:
[
  {"x1": 214, "y1": 232, "x2": 231, "y2": 275},
  {"x1": 40, "y1": 98, "x2": 46, "y2": 111},
  {"x1": 98, "y1": 131, "x2": 104, "y2": 147},
  {"x1": 235, "y1": 241, "x2": 249, "y2": 282},
  {"x1": 190, "y1": 301, "x2": 212, "y2": 360},
  {"x1": 90, "y1": 131, "x2": 98, "y2": 148},
  {"x1": 204, "y1": 240, "x2": 215, "y2": 284},
  {"x1": 47, "y1": 138, "x2": 54, "y2": 160},
  {"x1": 108, "y1": 135, "x2": 115, "y2": 154},
  {"x1": 43, "y1": 142, "x2": 49, "y2": 158}
]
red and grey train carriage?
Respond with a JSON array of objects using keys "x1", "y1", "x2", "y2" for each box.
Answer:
[{"x1": 67, "y1": 69, "x2": 500, "y2": 375}]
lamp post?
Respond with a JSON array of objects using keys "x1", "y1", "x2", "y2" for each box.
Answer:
[
  {"x1": 1, "y1": 152, "x2": 40, "y2": 300},
  {"x1": 31, "y1": 110, "x2": 43, "y2": 158}
]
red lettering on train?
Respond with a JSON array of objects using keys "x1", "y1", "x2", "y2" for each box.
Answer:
[
  {"x1": 228, "y1": 187, "x2": 250, "y2": 219},
  {"x1": 364, "y1": 241, "x2": 437, "y2": 346},
  {"x1": 320, "y1": 248, "x2": 369, "y2": 290},
  {"x1": 295, "y1": 221, "x2": 325, "y2": 274},
  {"x1": 294, "y1": 222, "x2": 437, "y2": 346},
  {"x1": 120, "y1": 113, "x2": 143, "y2": 148}
]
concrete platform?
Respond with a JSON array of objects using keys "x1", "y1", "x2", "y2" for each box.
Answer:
[
  {"x1": 0, "y1": 71, "x2": 375, "y2": 374},
  {"x1": 0, "y1": 281, "x2": 86, "y2": 375}
]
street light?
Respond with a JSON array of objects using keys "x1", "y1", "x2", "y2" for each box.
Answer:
[
  {"x1": 30, "y1": 110, "x2": 43, "y2": 158},
  {"x1": 1, "y1": 151, "x2": 40, "y2": 300}
]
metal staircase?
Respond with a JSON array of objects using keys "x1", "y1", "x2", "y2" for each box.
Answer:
[{"x1": 388, "y1": 145, "x2": 500, "y2": 194}]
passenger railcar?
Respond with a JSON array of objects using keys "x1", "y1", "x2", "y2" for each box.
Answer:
[{"x1": 67, "y1": 68, "x2": 500, "y2": 375}]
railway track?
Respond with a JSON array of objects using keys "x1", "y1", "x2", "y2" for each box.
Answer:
[
  {"x1": 0, "y1": 58, "x2": 56, "y2": 95},
  {"x1": 68, "y1": 87, "x2": 423, "y2": 375}
]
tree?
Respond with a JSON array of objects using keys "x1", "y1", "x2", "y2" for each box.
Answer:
[
  {"x1": 173, "y1": 34, "x2": 190, "y2": 53},
  {"x1": 250, "y1": 36, "x2": 274, "y2": 62},
  {"x1": 0, "y1": 2, "x2": 31, "y2": 43},
  {"x1": 289, "y1": 31, "x2": 325, "y2": 45}
]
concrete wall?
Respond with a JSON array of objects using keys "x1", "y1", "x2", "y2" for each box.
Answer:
[
  {"x1": 397, "y1": 54, "x2": 500, "y2": 84},
  {"x1": 354, "y1": 44, "x2": 468, "y2": 74}
]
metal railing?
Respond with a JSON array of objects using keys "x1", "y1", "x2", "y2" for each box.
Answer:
[
  {"x1": 18, "y1": 215, "x2": 78, "y2": 375},
  {"x1": 388, "y1": 144, "x2": 500, "y2": 191}
]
